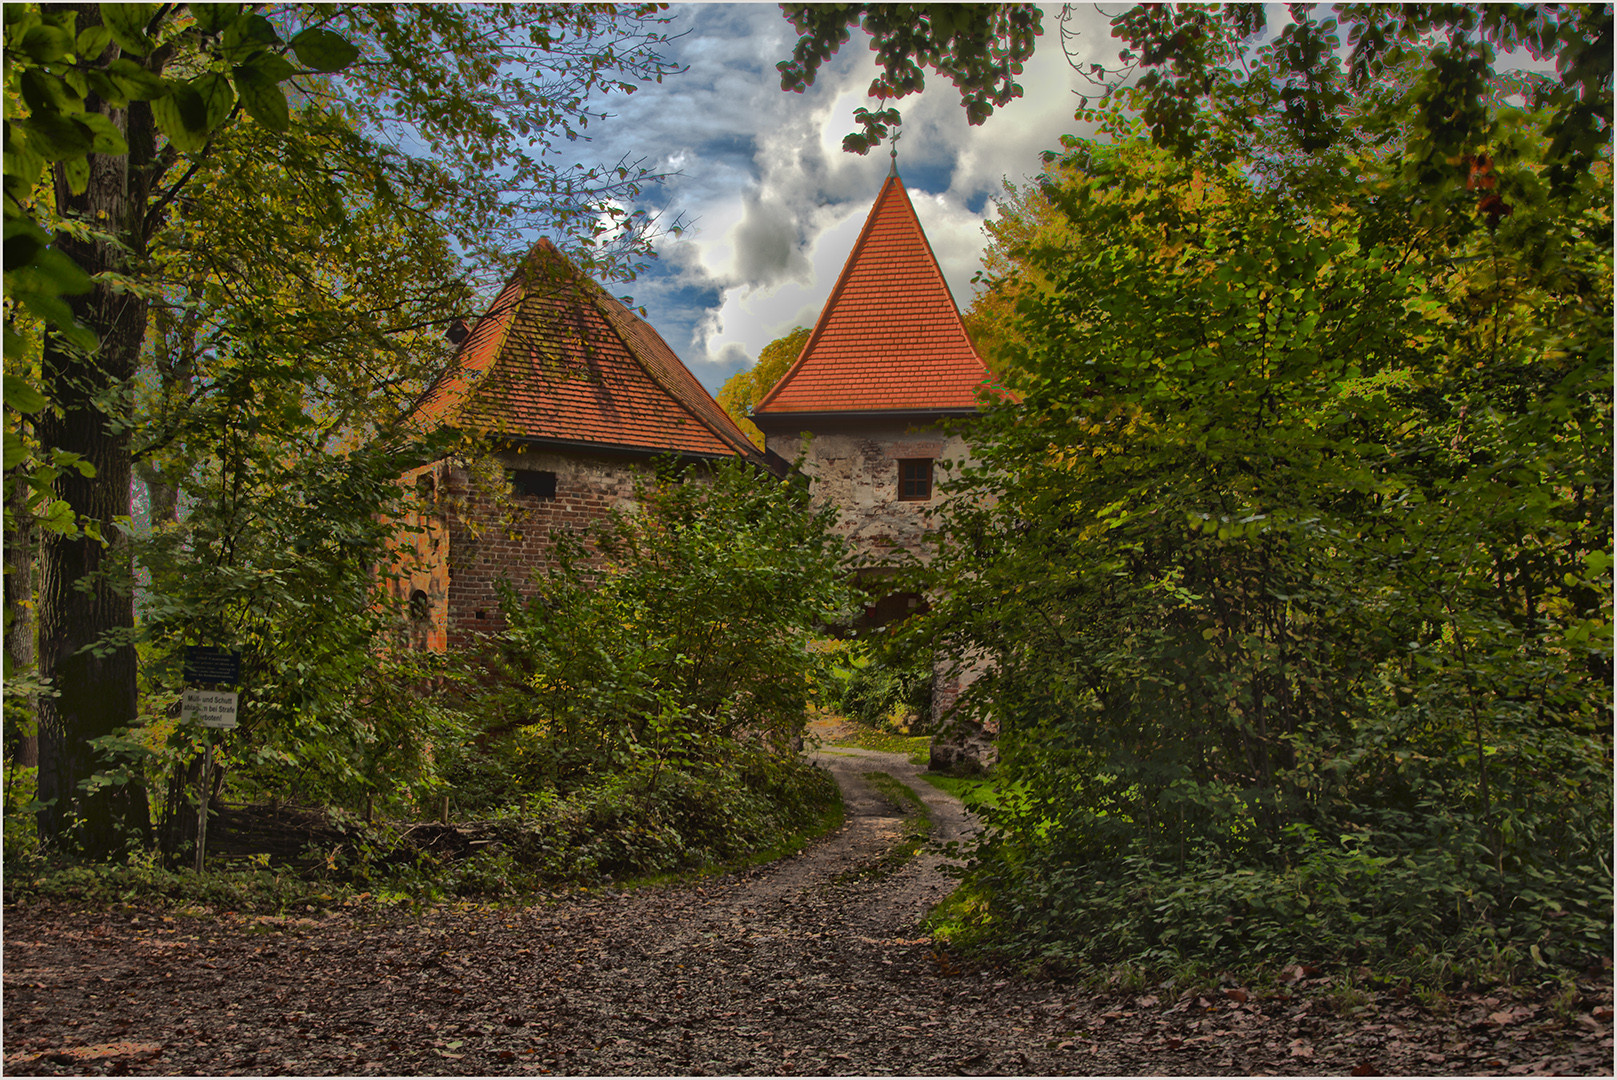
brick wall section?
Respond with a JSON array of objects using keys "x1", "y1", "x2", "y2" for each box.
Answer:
[
  {"x1": 391, "y1": 447, "x2": 744, "y2": 654},
  {"x1": 439, "y1": 447, "x2": 652, "y2": 651}
]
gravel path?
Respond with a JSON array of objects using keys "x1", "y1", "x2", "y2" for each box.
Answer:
[{"x1": 4, "y1": 752, "x2": 1611, "y2": 1076}]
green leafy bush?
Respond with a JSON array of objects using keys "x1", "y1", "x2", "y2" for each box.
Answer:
[
  {"x1": 3, "y1": 847, "x2": 332, "y2": 911},
  {"x1": 838, "y1": 645, "x2": 934, "y2": 733},
  {"x1": 431, "y1": 457, "x2": 853, "y2": 885},
  {"x1": 477, "y1": 751, "x2": 839, "y2": 885},
  {"x1": 930, "y1": 54, "x2": 1612, "y2": 980},
  {"x1": 469, "y1": 458, "x2": 852, "y2": 784}
]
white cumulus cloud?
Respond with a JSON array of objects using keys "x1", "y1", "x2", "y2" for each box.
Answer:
[{"x1": 571, "y1": 4, "x2": 1120, "y2": 391}]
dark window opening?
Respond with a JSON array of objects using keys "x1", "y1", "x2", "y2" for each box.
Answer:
[
  {"x1": 409, "y1": 589, "x2": 431, "y2": 621},
  {"x1": 860, "y1": 590, "x2": 930, "y2": 629},
  {"x1": 509, "y1": 468, "x2": 557, "y2": 500},
  {"x1": 897, "y1": 458, "x2": 933, "y2": 501}
]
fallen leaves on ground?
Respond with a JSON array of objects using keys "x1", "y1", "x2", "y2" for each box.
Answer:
[{"x1": 4, "y1": 752, "x2": 1611, "y2": 1076}]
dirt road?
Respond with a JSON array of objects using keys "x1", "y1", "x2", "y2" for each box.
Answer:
[{"x1": 4, "y1": 751, "x2": 1611, "y2": 1075}]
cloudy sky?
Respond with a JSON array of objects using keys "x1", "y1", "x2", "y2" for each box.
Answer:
[{"x1": 564, "y1": 3, "x2": 1123, "y2": 394}]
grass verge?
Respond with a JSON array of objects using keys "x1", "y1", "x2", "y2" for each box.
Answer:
[
  {"x1": 817, "y1": 721, "x2": 932, "y2": 764},
  {"x1": 833, "y1": 771, "x2": 932, "y2": 883},
  {"x1": 917, "y1": 771, "x2": 997, "y2": 808}
]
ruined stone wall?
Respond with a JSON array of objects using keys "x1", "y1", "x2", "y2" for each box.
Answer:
[
  {"x1": 387, "y1": 463, "x2": 453, "y2": 653},
  {"x1": 762, "y1": 421, "x2": 975, "y2": 567}
]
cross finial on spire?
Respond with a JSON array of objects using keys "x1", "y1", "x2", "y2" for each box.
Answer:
[{"x1": 888, "y1": 129, "x2": 900, "y2": 177}]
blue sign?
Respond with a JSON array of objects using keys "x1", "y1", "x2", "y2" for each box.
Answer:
[{"x1": 183, "y1": 646, "x2": 241, "y2": 688}]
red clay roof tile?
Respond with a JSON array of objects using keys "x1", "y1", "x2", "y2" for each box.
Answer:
[
  {"x1": 409, "y1": 241, "x2": 758, "y2": 460},
  {"x1": 753, "y1": 173, "x2": 997, "y2": 416}
]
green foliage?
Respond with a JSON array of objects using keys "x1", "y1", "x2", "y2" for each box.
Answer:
[
  {"x1": 467, "y1": 753, "x2": 839, "y2": 888},
  {"x1": 717, "y1": 326, "x2": 810, "y2": 449},
  {"x1": 116, "y1": 96, "x2": 480, "y2": 827},
  {"x1": 3, "y1": 758, "x2": 42, "y2": 856},
  {"x1": 917, "y1": 770, "x2": 996, "y2": 812},
  {"x1": 474, "y1": 458, "x2": 854, "y2": 787},
  {"x1": 3, "y1": 1, "x2": 684, "y2": 856},
  {"x1": 1103, "y1": 5, "x2": 1612, "y2": 193},
  {"x1": 323, "y1": 4, "x2": 683, "y2": 281},
  {"x1": 777, "y1": 4, "x2": 1042, "y2": 153},
  {"x1": 412, "y1": 458, "x2": 854, "y2": 889},
  {"x1": 416, "y1": 725, "x2": 843, "y2": 897},
  {"x1": 6, "y1": 748, "x2": 843, "y2": 908},
  {"x1": 820, "y1": 725, "x2": 932, "y2": 763},
  {"x1": 3, "y1": 844, "x2": 332, "y2": 912},
  {"x1": 930, "y1": 40, "x2": 1612, "y2": 976},
  {"x1": 2, "y1": 2, "x2": 358, "y2": 380},
  {"x1": 126, "y1": 366, "x2": 471, "y2": 821},
  {"x1": 836, "y1": 643, "x2": 934, "y2": 733}
]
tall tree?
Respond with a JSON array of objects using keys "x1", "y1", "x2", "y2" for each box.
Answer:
[
  {"x1": 128, "y1": 100, "x2": 474, "y2": 839},
  {"x1": 716, "y1": 326, "x2": 810, "y2": 449},
  {"x1": 8, "y1": 2, "x2": 356, "y2": 853},
  {"x1": 959, "y1": 161, "x2": 1078, "y2": 370},
  {"x1": 924, "y1": 12, "x2": 1611, "y2": 970},
  {"x1": 3, "y1": 2, "x2": 680, "y2": 854}
]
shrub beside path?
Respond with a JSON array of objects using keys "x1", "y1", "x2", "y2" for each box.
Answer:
[{"x1": 4, "y1": 744, "x2": 1611, "y2": 1076}]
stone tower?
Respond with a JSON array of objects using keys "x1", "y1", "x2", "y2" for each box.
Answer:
[{"x1": 751, "y1": 168, "x2": 1003, "y2": 770}]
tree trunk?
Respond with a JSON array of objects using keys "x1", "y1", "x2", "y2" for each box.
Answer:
[
  {"x1": 34, "y1": 16, "x2": 153, "y2": 854},
  {"x1": 137, "y1": 297, "x2": 199, "y2": 532},
  {"x1": 5, "y1": 471, "x2": 39, "y2": 768}
]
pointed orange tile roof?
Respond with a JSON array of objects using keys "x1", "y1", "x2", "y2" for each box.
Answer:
[
  {"x1": 410, "y1": 240, "x2": 760, "y2": 460},
  {"x1": 753, "y1": 172, "x2": 996, "y2": 416}
]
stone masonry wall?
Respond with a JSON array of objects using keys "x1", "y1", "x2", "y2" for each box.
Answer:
[
  {"x1": 766, "y1": 418, "x2": 997, "y2": 772},
  {"x1": 762, "y1": 422, "x2": 975, "y2": 566}
]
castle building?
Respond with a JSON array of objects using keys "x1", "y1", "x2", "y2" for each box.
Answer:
[
  {"x1": 751, "y1": 166, "x2": 1003, "y2": 753},
  {"x1": 392, "y1": 240, "x2": 763, "y2": 652},
  {"x1": 390, "y1": 172, "x2": 1001, "y2": 770}
]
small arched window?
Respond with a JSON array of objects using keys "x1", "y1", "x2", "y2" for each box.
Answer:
[{"x1": 409, "y1": 589, "x2": 431, "y2": 621}]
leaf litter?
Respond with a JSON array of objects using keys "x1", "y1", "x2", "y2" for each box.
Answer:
[{"x1": 4, "y1": 747, "x2": 1611, "y2": 1076}]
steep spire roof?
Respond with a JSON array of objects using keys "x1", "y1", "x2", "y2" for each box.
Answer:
[
  {"x1": 410, "y1": 240, "x2": 759, "y2": 460},
  {"x1": 753, "y1": 172, "x2": 994, "y2": 416}
]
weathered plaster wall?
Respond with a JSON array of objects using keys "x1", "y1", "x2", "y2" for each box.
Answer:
[{"x1": 763, "y1": 422, "x2": 975, "y2": 566}]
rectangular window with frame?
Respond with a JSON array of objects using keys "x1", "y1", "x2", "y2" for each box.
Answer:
[
  {"x1": 897, "y1": 458, "x2": 933, "y2": 501},
  {"x1": 509, "y1": 468, "x2": 558, "y2": 500}
]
